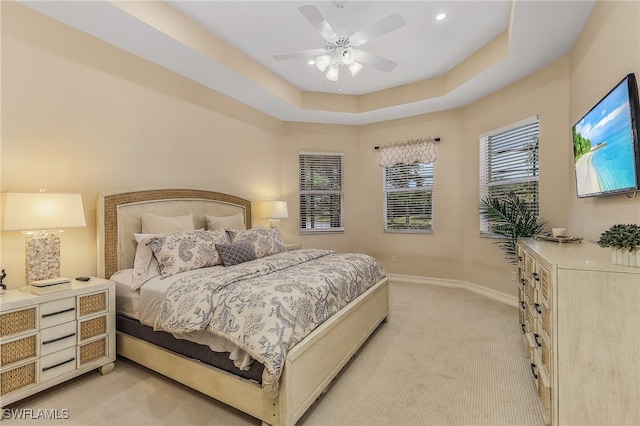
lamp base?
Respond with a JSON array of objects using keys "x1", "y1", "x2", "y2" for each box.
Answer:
[
  {"x1": 25, "y1": 231, "x2": 61, "y2": 284},
  {"x1": 268, "y1": 219, "x2": 280, "y2": 229}
]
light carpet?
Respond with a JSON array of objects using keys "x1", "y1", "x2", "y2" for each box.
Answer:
[{"x1": 2, "y1": 281, "x2": 544, "y2": 425}]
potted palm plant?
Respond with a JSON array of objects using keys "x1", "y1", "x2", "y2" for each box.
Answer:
[
  {"x1": 597, "y1": 223, "x2": 640, "y2": 267},
  {"x1": 478, "y1": 191, "x2": 547, "y2": 264}
]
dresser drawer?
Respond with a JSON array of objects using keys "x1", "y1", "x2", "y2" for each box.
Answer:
[
  {"x1": 78, "y1": 291, "x2": 108, "y2": 319},
  {"x1": 40, "y1": 297, "x2": 76, "y2": 328},
  {"x1": 78, "y1": 315, "x2": 107, "y2": 343},
  {"x1": 0, "y1": 360, "x2": 38, "y2": 396},
  {"x1": 0, "y1": 306, "x2": 37, "y2": 338},
  {"x1": 78, "y1": 337, "x2": 108, "y2": 366},
  {"x1": 40, "y1": 321, "x2": 77, "y2": 357},
  {"x1": 0, "y1": 333, "x2": 38, "y2": 368},
  {"x1": 40, "y1": 346, "x2": 76, "y2": 382}
]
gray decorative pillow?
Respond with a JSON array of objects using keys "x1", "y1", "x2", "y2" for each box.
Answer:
[
  {"x1": 147, "y1": 229, "x2": 229, "y2": 278},
  {"x1": 228, "y1": 227, "x2": 286, "y2": 258},
  {"x1": 216, "y1": 239, "x2": 257, "y2": 266}
]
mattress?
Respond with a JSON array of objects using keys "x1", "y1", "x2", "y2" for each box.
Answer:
[{"x1": 112, "y1": 268, "x2": 254, "y2": 371}]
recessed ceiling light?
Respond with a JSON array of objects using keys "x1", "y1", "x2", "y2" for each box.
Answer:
[
  {"x1": 436, "y1": 13, "x2": 447, "y2": 21},
  {"x1": 308, "y1": 59, "x2": 316, "y2": 65}
]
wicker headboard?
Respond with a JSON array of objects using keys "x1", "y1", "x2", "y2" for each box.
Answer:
[{"x1": 97, "y1": 188, "x2": 252, "y2": 279}]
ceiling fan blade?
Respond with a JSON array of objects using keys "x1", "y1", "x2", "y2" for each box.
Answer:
[
  {"x1": 350, "y1": 12, "x2": 406, "y2": 47},
  {"x1": 274, "y1": 48, "x2": 328, "y2": 62},
  {"x1": 356, "y1": 50, "x2": 397, "y2": 73},
  {"x1": 298, "y1": 4, "x2": 337, "y2": 41}
]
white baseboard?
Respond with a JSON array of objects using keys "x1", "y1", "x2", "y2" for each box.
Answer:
[{"x1": 387, "y1": 273, "x2": 518, "y2": 308}]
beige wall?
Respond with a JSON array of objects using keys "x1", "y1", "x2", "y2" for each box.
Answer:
[
  {"x1": 2, "y1": 1, "x2": 639, "y2": 297},
  {"x1": 1, "y1": 3, "x2": 282, "y2": 287},
  {"x1": 568, "y1": 0, "x2": 640, "y2": 241}
]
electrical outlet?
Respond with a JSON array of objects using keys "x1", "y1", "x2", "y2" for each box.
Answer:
[
  {"x1": 511, "y1": 271, "x2": 517, "y2": 282},
  {"x1": 391, "y1": 255, "x2": 397, "y2": 263}
]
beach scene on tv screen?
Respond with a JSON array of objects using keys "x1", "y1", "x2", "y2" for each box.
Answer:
[{"x1": 573, "y1": 81, "x2": 637, "y2": 196}]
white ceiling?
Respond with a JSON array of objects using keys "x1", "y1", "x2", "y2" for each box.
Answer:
[{"x1": 20, "y1": 1, "x2": 596, "y2": 125}]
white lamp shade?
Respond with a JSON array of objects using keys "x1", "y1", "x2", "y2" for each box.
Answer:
[
  {"x1": 2, "y1": 192, "x2": 86, "y2": 231},
  {"x1": 349, "y1": 61, "x2": 364, "y2": 77},
  {"x1": 326, "y1": 65, "x2": 340, "y2": 82},
  {"x1": 315, "y1": 54, "x2": 331, "y2": 72},
  {"x1": 261, "y1": 201, "x2": 288, "y2": 219}
]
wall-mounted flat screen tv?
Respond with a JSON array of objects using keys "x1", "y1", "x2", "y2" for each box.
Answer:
[{"x1": 572, "y1": 73, "x2": 640, "y2": 198}]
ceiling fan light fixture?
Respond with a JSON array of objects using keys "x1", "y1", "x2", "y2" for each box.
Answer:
[
  {"x1": 326, "y1": 65, "x2": 340, "y2": 81},
  {"x1": 315, "y1": 54, "x2": 332, "y2": 72},
  {"x1": 341, "y1": 47, "x2": 356, "y2": 65},
  {"x1": 348, "y1": 61, "x2": 363, "y2": 77}
]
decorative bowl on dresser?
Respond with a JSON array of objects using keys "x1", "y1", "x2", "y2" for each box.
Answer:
[{"x1": 0, "y1": 278, "x2": 115, "y2": 416}]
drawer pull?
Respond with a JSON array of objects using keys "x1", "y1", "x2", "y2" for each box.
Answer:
[
  {"x1": 42, "y1": 357, "x2": 75, "y2": 372},
  {"x1": 532, "y1": 272, "x2": 540, "y2": 281},
  {"x1": 530, "y1": 362, "x2": 538, "y2": 379},
  {"x1": 520, "y1": 278, "x2": 526, "y2": 287},
  {"x1": 520, "y1": 301, "x2": 526, "y2": 310},
  {"x1": 534, "y1": 333, "x2": 542, "y2": 347},
  {"x1": 42, "y1": 333, "x2": 76, "y2": 345},
  {"x1": 42, "y1": 308, "x2": 75, "y2": 318},
  {"x1": 521, "y1": 323, "x2": 527, "y2": 333},
  {"x1": 534, "y1": 303, "x2": 542, "y2": 314}
]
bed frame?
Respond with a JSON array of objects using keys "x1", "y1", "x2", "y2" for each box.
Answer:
[{"x1": 97, "y1": 187, "x2": 389, "y2": 426}]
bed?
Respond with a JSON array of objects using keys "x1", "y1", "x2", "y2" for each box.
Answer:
[{"x1": 96, "y1": 188, "x2": 389, "y2": 425}]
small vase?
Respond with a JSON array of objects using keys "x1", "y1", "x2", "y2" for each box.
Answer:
[{"x1": 611, "y1": 248, "x2": 640, "y2": 267}]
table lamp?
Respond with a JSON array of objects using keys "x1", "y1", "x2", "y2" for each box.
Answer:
[
  {"x1": 261, "y1": 201, "x2": 288, "y2": 229},
  {"x1": 2, "y1": 192, "x2": 86, "y2": 284}
]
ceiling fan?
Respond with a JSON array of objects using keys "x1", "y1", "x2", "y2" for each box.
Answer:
[{"x1": 273, "y1": 2, "x2": 406, "y2": 83}]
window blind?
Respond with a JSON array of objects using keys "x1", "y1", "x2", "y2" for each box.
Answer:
[
  {"x1": 299, "y1": 152, "x2": 344, "y2": 233},
  {"x1": 383, "y1": 162, "x2": 434, "y2": 232},
  {"x1": 479, "y1": 117, "x2": 539, "y2": 234}
]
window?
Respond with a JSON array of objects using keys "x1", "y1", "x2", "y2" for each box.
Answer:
[
  {"x1": 479, "y1": 116, "x2": 540, "y2": 235},
  {"x1": 299, "y1": 152, "x2": 344, "y2": 233},
  {"x1": 383, "y1": 162, "x2": 434, "y2": 233}
]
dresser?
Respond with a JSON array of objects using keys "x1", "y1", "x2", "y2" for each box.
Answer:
[
  {"x1": 0, "y1": 278, "x2": 115, "y2": 410},
  {"x1": 517, "y1": 239, "x2": 639, "y2": 426}
]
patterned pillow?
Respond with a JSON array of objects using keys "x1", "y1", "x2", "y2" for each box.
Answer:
[
  {"x1": 147, "y1": 229, "x2": 229, "y2": 278},
  {"x1": 228, "y1": 227, "x2": 286, "y2": 258},
  {"x1": 216, "y1": 240, "x2": 257, "y2": 266}
]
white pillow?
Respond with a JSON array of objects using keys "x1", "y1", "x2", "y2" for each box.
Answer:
[
  {"x1": 131, "y1": 233, "x2": 160, "y2": 290},
  {"x1": 141, "y1": 213, "x2": 194, "y2": 234},
  {"x1": 205, "y1": 213, "x2": 245, "y2": 231}
]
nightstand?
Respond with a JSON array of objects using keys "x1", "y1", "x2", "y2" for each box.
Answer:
[
  {"x1": 285, "y1": 243, "x2": 301, "y2": 251},
  {"x1": 0, "y1": 278, "x2": 115, "y2": 410}
]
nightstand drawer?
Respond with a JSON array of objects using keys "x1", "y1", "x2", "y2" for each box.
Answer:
[
  {"x1": 40, "y1": 297, "x2": 76, "y2": 328},
  {"x1": 40, "y1": 346, "x2": 76, "y2": 382},
  {"x1": 40, "y1": 321, "x2": 77, "y2": 357},
  {"x1": 78, "y1": 337, "x2": 107, "y2": 366},
  {"x1": 0, "y1": 307, "x2": 37, "y2": 338},
  {"x1": 0, "y1": 333, "x2": 38, "y2": 368},
  {"x1": 78, "y1": 315, "x2": 107, "y2": 343},
  {"x1": 78, "y1": 291, "x2": 108, "y2": 318},
  {"x1": 1, "y1": 361, "x2": 38, "y2": 396}
]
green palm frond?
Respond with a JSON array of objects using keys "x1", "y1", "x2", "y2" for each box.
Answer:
[{"x1": 479, "y1": 191, "x2": 547, "y2": 263}]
